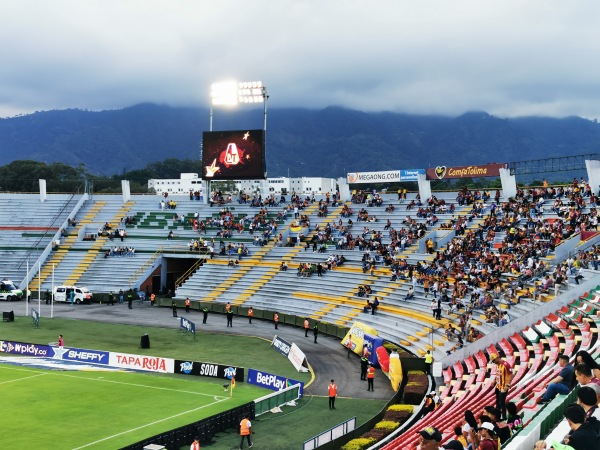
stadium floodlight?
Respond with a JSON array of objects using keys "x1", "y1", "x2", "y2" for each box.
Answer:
[{"x1": 209, "y1": 80, "x2": 268, "y2": 131}]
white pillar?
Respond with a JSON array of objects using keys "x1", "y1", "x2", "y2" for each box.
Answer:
[
  {"x1": 499, "y1": 168, "x2": 517, "y2": 199},
  {"x1": 39, "y1": 179, "x2": 47, "y2": 203},
  {"x1": 585, "y1": 159, "x2": 600, "y2": 195},
  {"x1": 337, "y1": 177, "x2": 350, "y2": 202},
  {"x1": 202, "y1": 180, "x2": 209, "y2": 204},
  {"x1": 417, "y1": 173, "x2": 432, "y2": 201},
  {"x1": 121, "y1": 180, "x2": 131, "y2": 203}
]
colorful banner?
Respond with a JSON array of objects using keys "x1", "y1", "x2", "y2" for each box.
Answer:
[
  {"x1": 0, "y1": 340, "x2": 109, "y2": 365},
  {"x1": 363, "y1": 334, "x2": 384, "y2": 368},
  {"x1": 341, "y1": 322, "x2": 379, "y2": 357},
  {"x1": 389, "y1": 350, "x2": 403, "y2": 392},
  {"x1": 347, "y1": 170, "x2": 400, "y2": 184},
  {"x1": 426, "y1": 163, "x2": 506, "y2": 180},
  {"x1": 174, "y1": 360, "x2": 243, "y2": 381},
  {"x1": 247, "y1": 368, "x2": 304, "y2": 397}
]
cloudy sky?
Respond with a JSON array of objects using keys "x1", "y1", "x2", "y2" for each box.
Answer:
[{"x1": 0, "y1": 1, "x2": 598, "y2": 119}]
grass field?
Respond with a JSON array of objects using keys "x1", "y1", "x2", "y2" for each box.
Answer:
[
  {"x1": 0, "y1": 363, "x2": 263, "y2": 449},
  {"x1": 1, "y1": 316, "x2": 388, "y2": 449}
]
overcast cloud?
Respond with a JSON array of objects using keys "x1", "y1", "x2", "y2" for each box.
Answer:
[{"x1": 0, "y1": 0, "x2": 599, "y2": 119}]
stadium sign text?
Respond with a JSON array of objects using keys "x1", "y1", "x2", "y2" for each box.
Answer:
[
  {"x1": 271, "y1": 335, "x2": 291, "y2": 357},
  {"x1": 426, "y1": 163, "x2": 506, "y2": 180},
  {"x1": 347, "y1": 170, "x2": 400, "y2": 184},
  {"x1": 247, "y1": 368, "x2": 304, "y2": 397},
  {"x1": 110, "y1": 352, "x2": 174, "y2": 373},
  {"x1": 174, "y1": 359, "x2": 245, "y2": 381}
]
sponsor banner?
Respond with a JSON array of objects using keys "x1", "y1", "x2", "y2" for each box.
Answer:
[
  {"x1": 247, "y1": 368, "x2": 304, "y2": 397},
  {"x1": 363, "y1": 334, "x2": 384, "y2": 368},
  {"x1": 109, "y1": 352, "x2": 174, "y2": 373},
  {"x1": 288, "y1": 343, "x2": 309, "y2": 373},
  {"x1": 0, "y1": 340, "x2": 51, "y2": 357},
  {"x1": 180, "y1": 317, "x2": 196, "y2": 334},
  {"x1": 426, "y1": 163, "x2": 506, "y2": 180},
  {"x1": 347, "y1": 170, "x2": 400, "y2": 184},
  {"x1": 271, "y1": 335, "x2": 292, "y2": 357},
  {"x1": 0, "y1": 340, "x2": 110, "y2": 365},
  {"x1": 399, "y1": 169, "x2": 425, "y2": 181},
  {"x1": 174, "y1": 360, "x2": 244, "y2": 381},
  {"x1": 53, "y1": 347, "x2": 109, "y2": 365}
]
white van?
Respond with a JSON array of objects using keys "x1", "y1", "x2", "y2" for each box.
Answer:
[
  {"x1": 53, "y1": 286, "x2": 93, "y2": 304},
  {"x1": 0, "y1": 279, "x2": 23, "y2": 301}
]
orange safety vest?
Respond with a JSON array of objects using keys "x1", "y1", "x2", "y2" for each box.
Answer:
[
  {"x1": 150, "y1": 294, "x2": 155, "y2": 302},
  {"x1": 304, "y1": 319, "x2": 309, "y2": 329},
  {"x1": 347, "y1": 339, "x2": 352, "y2": 349},
  {"x1": 274, "y1": 313, "x2": 279, "y2": 322},
  {"x1": 185, "y1": 299, "x2": 190, "y2": 306},
  {"x1": 240, "y1": 418, "x2": 251, "y2": 436},
  {"x1": 328, "y1": 383, "x2": 337, "y2": 397},
  {"x1": 191, "y1": 441, "x2": 200, "y2": 450},
  {"x1": 367, "y1": 367, "x2": 375, "y2": 379},
  {"x1": 248, "y1": 308, "x2": 253, "y2": 317}
]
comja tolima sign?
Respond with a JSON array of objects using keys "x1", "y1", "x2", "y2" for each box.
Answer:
[{"x1": 426, "y1": 163, "x2": 506, "y2": 180}]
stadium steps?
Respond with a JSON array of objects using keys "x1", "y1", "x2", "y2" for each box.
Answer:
[{"x1": 62, "y1": 201, "x2": 135, "y2": 285}]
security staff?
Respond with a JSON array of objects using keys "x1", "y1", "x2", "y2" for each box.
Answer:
[
  {"x1": 367, "y1": 364, "x2": 375, "y2": 391},
  {"x1": 328, "y1": 379, "x2": 337, "y2": 410},
  {"x1": 424, "y1": 350, "x2": 433, "y2": 375},
  {"x1": 150, "y1": 293, "x2": 155, "y2": 306},
  {"x1": 274, "y1": 312, "x2": 279, "y2": 329},
  {"x1": 313, "y1": 323, "x2": 319, "y2": 343},
  {"x1": 108, "y1": 291, "x2": 114, "y2": 305},
  {"x1": 304, "y1": 318, "x2": 310, "y2": 337},
  {"x1": 239, "y1": 415, "x2": 253, "y2": 449},
  {"x1": 346, "y1": 335, "x2": 353, "y2": 358},
  {"x1": 360, "y1": 355, "x2": 369, "y2": 380},
  {"x1": 190, "y1": 436, "x2": 200, "y2": 450},
  {"x1": 248, "y1": 307, "x2": 253, "y2": 324},
  {"x1": 226, "y1": 308, "x2": 233, "y2": 327},
  {"x1": 172, "y1": 301, "x2": 178, "y2": 317},
  {"x1": 202, "y1": 307, "x2": 208, "y2": 324},
  {"x1": 185, "y1": 297, "x2": 191, "y2": 313},
  {"x1": 127, "y1": 292, "x2": 133, "y2": 309}
]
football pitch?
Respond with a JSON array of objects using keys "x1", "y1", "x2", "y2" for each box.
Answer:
[{"x1": 0, "y1": 361, "x2": 262, "y2": 449}]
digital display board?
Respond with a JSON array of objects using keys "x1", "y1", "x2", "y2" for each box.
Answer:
[{"x1": 202, "y1": 129, "x2": 266, "y2": 180}]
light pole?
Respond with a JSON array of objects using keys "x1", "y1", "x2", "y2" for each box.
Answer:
[
  {"x1": 207, "y1": 80, "x2": 269, "y2": 197},
  {"x1": 209, "y1": 80, "x2": 267, "y2": 132}
]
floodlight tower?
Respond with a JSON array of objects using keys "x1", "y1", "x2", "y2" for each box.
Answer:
[
  {"x1": 205, "y1": 81, "x2": 268, "y2": 202},
  {"x1": 209, "y1": 80, "x2": 268, "y2": 132}
]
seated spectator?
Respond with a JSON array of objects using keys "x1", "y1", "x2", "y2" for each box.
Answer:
[
  {"x1": 576, "y1": 351, "x2": 600, "y2": 379},
  {"x1": 404, "y1": 286, "x2": 415, "y2": 301},
  {"x1": 537, "y1": 354, "x2": 574, "y2": 403}
]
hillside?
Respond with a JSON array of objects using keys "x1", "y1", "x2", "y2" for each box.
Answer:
[{"x1": 1, "y1": 104, "x2": 599, "y2": 177}]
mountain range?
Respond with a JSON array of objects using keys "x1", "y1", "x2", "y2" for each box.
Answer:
[{"x1": 1, "y1": 103, "x2": 599, "y2": 179}]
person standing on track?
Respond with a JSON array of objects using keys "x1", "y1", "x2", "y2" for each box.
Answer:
[
  {"x1": 248, "y1": 307, "x2": 253, "y2": 324},
  {"x1": 367, "y1": 364, "x2": 375, "y2": 391},
  {"x1": 274, "y1": 312, "x2": 279, "y2": 329},
  {"x1": 226, "y1": 307, "x2": 233, "y2": 327},
  {"x1": 360, "y1": 354, "x2": 369, "y2": 380},
  {"x1": 185, "y1": 297, "x2": 190, "y2": 313},
  {"x1": 202, "y1": 306, "x2": 208, "y2": 324},
  {"x1": 328, "y1": 379, "x2": 337, "y2": 410},
  {"x1": 190, "y1": 436, "x2": 200, "y2": 450},
  {"x1": 346, "y1": 335, "x2": 353, "y2": 358},
  {"x1": 313, "y1": 323, "x2": 319, "y2": 343},
  {"x1": 304, "y1": 318, "x2": 309, "y2": 337},
  {"x1": 239, "y1": 414, "x2": 253, "y2": 449},
  {"x1": 172, "y1": 301, "x2": 178, "y2": 317}
]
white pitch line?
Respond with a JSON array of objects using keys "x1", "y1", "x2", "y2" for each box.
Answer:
[
  {"x1": 72, "y1": 397, "x2": 229, "y2": 449},
  {"x1": 0, "y1": 362, "x2": 220, "y2": 398},
  {"x1": 0, "y1": 372, "x2": 47, "y2": 384}
]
